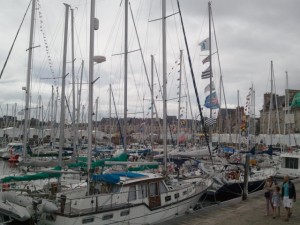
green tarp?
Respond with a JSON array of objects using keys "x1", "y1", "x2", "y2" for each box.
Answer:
[
  {"x1": 68, "y1": 153, "x2": 128, "y2": 169},
  {"x1": 1, "y1": 166, "x2": 62, "y2": 183},
  {"x1": 291, "y1": 92, "x2": 300, "y2": 108}
]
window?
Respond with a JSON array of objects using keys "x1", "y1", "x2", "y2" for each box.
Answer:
[
  {"x1": 137, "y1": 184, "x2": 148, "y2": 199},
  {"x1": 165, "y1": 196, "x2": 171, "y2": 202},
  {"x1": 120, "y1": 210, "x2": 130, "y2": 216},
  {"x1": 102, "y1": 214, "x2": 113, "y2": 220},
  {"x1": 285, "y1": 157, "x2": 298, "y2": 169},
  {"x1": 174, "y1": 193, "x2": 179, "y2": 199},
  {"x1": 159, "y1": 181, "x2": 168, "y2": 194},
  {"x1": 82, "y1": 217, "x2": 94, "y2": 224},
  {"x1": 128, "y1": 185, "x2": 137, "y2": 201},
  {"x1": 183, "y1": 191, "x2": 187, "y2": 195},
  {"x1": 149, "y1": 182, "x2": 159, "y2": 197}
]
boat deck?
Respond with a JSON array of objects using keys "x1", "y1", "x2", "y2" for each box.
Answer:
[{"x1": 157, "y1": 179, "x2": 300, "y2": 225}]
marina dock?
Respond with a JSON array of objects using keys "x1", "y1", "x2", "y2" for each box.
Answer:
[{"x1": 158, "y1": 179, "x2": 300, "y2": 225}]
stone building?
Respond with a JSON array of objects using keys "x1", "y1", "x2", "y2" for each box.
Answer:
[{"x1": 260, "y1": 90, "x2": 300, "y2": 134}]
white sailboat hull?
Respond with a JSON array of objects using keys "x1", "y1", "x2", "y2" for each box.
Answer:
[{"x1": 38, "y1": 192, "x2": 200, "y2": 225}]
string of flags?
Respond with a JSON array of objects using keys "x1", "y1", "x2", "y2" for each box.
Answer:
[{"x1": 37, "y1": 0, "x2": 57, "y2": 86}]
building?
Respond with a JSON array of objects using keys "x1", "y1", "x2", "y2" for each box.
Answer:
[{"x1": 260, "y1": 90, "x2": 300, "y2": 134}]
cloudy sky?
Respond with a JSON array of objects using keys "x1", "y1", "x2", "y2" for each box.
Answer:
[{"x1": 0, "y1": 0, "x2": 299, "y2": 123}]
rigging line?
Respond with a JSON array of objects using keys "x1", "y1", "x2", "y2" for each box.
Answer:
[
  {"x1": 171, "y1": 0, "x2": 182, "y2": 49},
  {"x1": 177, "y1": 0, "x2": 213, "y2": 164},
  {"x1": 128, "y1": 2, "x2": 162, "y2": 132},
  {"x1": 0, "y1": 0, "x2": 32, "y2": 79},
  {"x1": 128, "y1": 59, "x2": 144, "y2": 116}
]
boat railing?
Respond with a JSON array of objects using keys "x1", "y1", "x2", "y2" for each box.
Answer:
[{"x1": 57, "y1": 190, "x2": 140, "y2": 216}]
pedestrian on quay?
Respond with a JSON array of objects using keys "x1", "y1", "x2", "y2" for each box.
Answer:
[
  {"x1": 264, "y1": 176, "x2": 275, "y2": 216},
  {"x1": 281, "y1": 175, "x2": 296, "y2": 221},
  {"x1": 272, "y1": 185, "x2": 281, "y2": 219}
]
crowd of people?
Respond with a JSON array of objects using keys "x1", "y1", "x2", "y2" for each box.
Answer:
[{"x1": 264, "y1": 175, "x2": 296, "y2": 221}]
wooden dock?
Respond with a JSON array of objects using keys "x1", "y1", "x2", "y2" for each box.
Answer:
[{"x1": 158, "y1": 179, "x2": 300, "y2": 225}]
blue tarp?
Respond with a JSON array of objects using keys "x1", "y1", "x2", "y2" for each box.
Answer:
[
  {"x1": 223, "y1": 147, "x2": 235, "y2": 154},
  {"x1": 92, "y1": 172, "x2": 146, "y2": 184}
]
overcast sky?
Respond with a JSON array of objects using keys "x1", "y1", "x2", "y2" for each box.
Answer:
[{"x1": 0, "y1": 0, "x2": 299, "y2": 123}]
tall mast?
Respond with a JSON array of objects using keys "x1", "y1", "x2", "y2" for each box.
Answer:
[
  {"x1": 59, "y1": 3, "x2": 70, "y2": 169},
  {"x1": 109, "y1": 84, "x2": 112, "y2": 145},
  {"x1": 23, "y1": 0, "x2": 36, "y2": 159},
  {"x1": 151, "y1": 55, "x2": 154, "y2": 149},
  {"x1": 208, "y1": 2, "x2": 212, "y2": 119},
  {"x1": 177, "y1": 50, "x2": 183, "y2": 147},
  {"x1": 95, "y1": 97, "x2": 99, "y2": 144},
  {"x1": 50, "y1": 85, "x2": 55, "y2": 148},
  {"x1": 71, "y1": 8, "x2": 77, "y2": 154},
  {"x1": 88, "y1": 0, "x2": 96, "y2": 194},
  {"x1": 123, "y1": 0, "x2": 129, "y2": 152},
  {"x1": 286, "y1": 71, "x2": 291, "y2": 146},
  {"x1": 77, "y1": 60, "x2": 84, "y2": 139},
  {"x1": 267, "y1": 61, "x2": 274, "y2": 146},
  {"x1": 162, "y1": 0, "x2": 167, "y2": 172},
  {"x1": 237, "y1": 90, "x2": 241, "y2": 149}
]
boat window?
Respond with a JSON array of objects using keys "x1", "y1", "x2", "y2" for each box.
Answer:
[
  {"x1": 285, "y1": 157, "x2": 299, "y2": 169},
  {"x1": 159, "y1": 181, "x2": 168, "y2": 194},
  {"x1": 111, "y1": 185, "x2": 121, "y2": 193},
  {"x1": 120, "y1": 209, "x2": 130, "y2": 216},
  {"x1": 82, "y1": 217, "x2": 94, "y2": 223},
  {"x1": 149, "y1": 182, "x2": 159, "y2": 196},
  {"x1": 128, "y1": 185, "x2": 137, "y2": 201},
  {"x1": 102, "y1": 214, "x2": 113, "y2": 220},
  {"x1": 174, "y1": 193, "x2": 179, "y2": 199},
  {"x1": 137, "y1": 184, "x2": 148, "y2": 199},
  {"x1": 183, "y1": 191, "x2": 187, "y2": 195},
  {"x1": 165, "y1": 195, "x2": 171, "y2": 202}
]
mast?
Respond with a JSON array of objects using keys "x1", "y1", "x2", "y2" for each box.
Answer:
[
  {"x1": 286, "y1": 71, "x2": 291, "y2": 146},
  {"x1": 109, "y1": 84, "x2": 112, "y2": 145},
  {"x1": 237, "y1": 90, "x2": 241, "y2": 149},
  {"x1": 208, "y1": 2, "x2": 212, "y2": 119},
  {"x1": 59, "y1": 3, "x2": 70, "y2": 169},
  {"x1": 95, "y1": 97, "x2": 99, "y2": 145},
  {"x1": 88, "y1": 0, "x2": 96, "y2": 194},
  {"x1": 77, "y1": 60, "x2": 84, "y2": 143},
  {"x1": 177, "y1": 50, "x2": 183, "y2": 147},
  {"x1": 23, "y1": 0, "x2": 36, "y2": 159},
  {"x1": 50, "y1": 85, "x2": 54, "y2": 148},
  {"x1": 267, "y1": 61, "x2": 274, "y2": 146},
  {"x1": 162, "y1": 0, "x2": 167, "y2": 172},
  {"x1": 151, "y1": 55, "x2": 154, "y2": 149},
  {"x1": 123, "y1": 0, "x2": 128, "y2": 152},
  {"x1": 71, "y1": 8, "x2": 77, "y2": 154}
]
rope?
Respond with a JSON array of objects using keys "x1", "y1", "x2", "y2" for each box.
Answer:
[{"x1": 0, "y1": 0, "x2": 32, "y2": 79}]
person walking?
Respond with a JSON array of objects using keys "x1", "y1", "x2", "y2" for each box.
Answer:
[
  {"x1": 281, "y1": 175, "x2": 296, "y2": 221},
  {"x1": 264, "y1": 176, "x2": 275, "y2": 216},
  {"x1": 272, "y1": 186, "x2": 281, "y2": 219}
]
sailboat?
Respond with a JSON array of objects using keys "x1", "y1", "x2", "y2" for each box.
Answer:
[{"x1": 34, "y1": 1, "x2": 213, "y2": 224}]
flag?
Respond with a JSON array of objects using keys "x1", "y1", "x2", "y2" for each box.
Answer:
[
  {"x1": 204, "y1": 81, "x2": 215, "y2": 93},
  {"x1": 201, "y1": 67, "x2": 212, "y2": 79},
  {"x1": 205, "y1": 118, "x2": 217, "y2": 127},
  {"x1": 199, "y1": 38, "x2": 210, "y2": 51},
  {"x1": 202, "y1": 55, "x2": 210, "y2": 64},
  {"x1": 204, "y1": 92, "x2": 219, "y2": 109}
]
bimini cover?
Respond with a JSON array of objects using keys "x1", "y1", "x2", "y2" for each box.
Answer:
[{"x1": 92, "y1": 172, "x2": 146, "y2": 184}]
